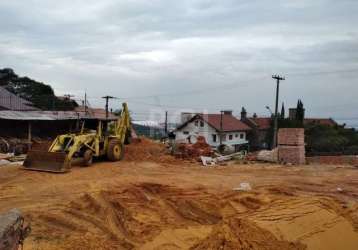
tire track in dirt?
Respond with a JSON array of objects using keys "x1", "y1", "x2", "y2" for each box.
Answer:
[{"x1": 26, "y1": 183, "x2": 315, "y2": 250}]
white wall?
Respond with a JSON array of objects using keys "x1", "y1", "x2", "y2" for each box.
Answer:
[{"x1": 175, "y1": 118, "x2": 248, "y2": 148}]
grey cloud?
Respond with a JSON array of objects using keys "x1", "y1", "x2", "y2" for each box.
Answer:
[{"x1": 0, "y1": 0, "x2": 357, "y2": 125}]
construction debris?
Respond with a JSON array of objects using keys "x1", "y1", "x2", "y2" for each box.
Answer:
[
  {"x1": 0, "y1": 153, "x2": 9, "y2": 160},
  {"x1": 256, "y1": 148, "x2": 279, "y2": 163},
  {"x1": 0, "y1": 209, "x2": 31, "y2": 250},
  {"x1": 233, "y1": 182, "x2": 252, "y2": 191},
  {"x1": 0, "y1": 137, "x2": 29, "y2": 155},
  {"x1": 125, "y1": 137, "x2": 178, "y2": 163},
  {"x1": 201, "y1": 151, "x2": 247, "y2": 166},
  {"x1": 201, "y1": 156, "x2": 217, "y2": 166},
  {"x1": 8, "y1": 154, "x2": 26, "y2": 162},
  {"x1": 175, "y1": 136, "x2": 213, "y2": 160},
  {"x1": 0, "y1": 153, "x2": 26, "y2": 165},
  {"x1": 0, "y1": 159, "x2": 10, "y2": 166}
]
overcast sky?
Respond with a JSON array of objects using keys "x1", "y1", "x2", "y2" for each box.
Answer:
[{"x1": 0, "y1": 0, "x2": 357, "y2": 126}]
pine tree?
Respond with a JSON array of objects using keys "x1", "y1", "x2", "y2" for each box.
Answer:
[
  {"x1": 280, "y1": 102, "x2": 285, "y2": 119},
  {"x1": 296, "y1": 99, "x2": 305, "y2": 123}
]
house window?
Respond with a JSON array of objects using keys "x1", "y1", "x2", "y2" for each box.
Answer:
[
  {"x1": 194, "y1": 120, "x2": 199, "y2": 126},
  {"x1": 200, "y1": 121, "x2": 204, "y2": 127},
  {"x1": 212, "y1": 134, "x2": 217, "y2": 142},
  {"x1": 235, "y1": 134, "x2": 239, "y2": 138},
  {"x1": 183, "y1": 131, "x2": 189, "y2": 135},
  {"x1": 229, "y1": 134, "x2": 233, "y2": 140},
  {"x1": 221, "y1": 134, "x2": 226, "y2": 142},
  {"x1": 240, "y1": 133, "x2": 244, "y2": 139}
]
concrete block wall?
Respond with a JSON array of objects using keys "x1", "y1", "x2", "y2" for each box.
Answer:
[
  {"x1": 278, "y1": 145, "x2": 306, "y2": 165},
  {"x1": 278, "y1": 128, "x2": 305, "y2": 146},
  {"x1": 278, "y1": 128, "x2": 306, "y2": 165}
]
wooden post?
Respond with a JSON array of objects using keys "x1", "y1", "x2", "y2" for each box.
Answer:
[{"x1": 28, "y1": 121, "x2": 32, "y2": 150}]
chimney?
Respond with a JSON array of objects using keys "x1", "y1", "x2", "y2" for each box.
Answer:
[
  {"x1": 241, "y1": 107, "x2": 247, "y2": 120},
  {"x1": 222, "y1": 110, "x2": 232, "y2": 115}
]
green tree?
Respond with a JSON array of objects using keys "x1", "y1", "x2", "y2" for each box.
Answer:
[
  {"x1": 0, "y1": 68, "x2": 78, "y2": 110},
  {"x1": 296, "y1": 100, "x2": 304, "y2": 124},
  {"x1": 280, "y1": 102, "x2": 285, "y2": 119}
]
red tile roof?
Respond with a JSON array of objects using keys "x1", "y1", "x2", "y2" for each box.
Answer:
[
  {"x1": 74, "y1": 106, "x2": 118, "y2": 120},
  {"x1": 250, "y1": 117, "x2": 271, "y2": 129},
  {"x1": 246, "y1": 117, "x2": 337, "y2": 129},
  {"x1": 199, "y1": 114, "x2": 251, "y2": 132},
  {"x1": 250, "y1": 117, "x2": 271, "y2": 130}
]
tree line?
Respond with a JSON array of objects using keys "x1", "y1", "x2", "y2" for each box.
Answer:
[
  {"x1": 266, "y1": 100, "x2": 358, "y2": 155},
  {"x1": 0, "y1": 68, "x2": 78, "y2": 111}
]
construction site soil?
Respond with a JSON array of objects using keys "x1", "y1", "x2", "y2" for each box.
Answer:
[{"x1": 1, "y1": 140, "x2": 358, "y2": 250}]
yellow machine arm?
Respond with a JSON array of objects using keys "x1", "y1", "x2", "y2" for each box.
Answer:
[{"x1": 114, "y1": 102, "x2": 131, "y2": 144}]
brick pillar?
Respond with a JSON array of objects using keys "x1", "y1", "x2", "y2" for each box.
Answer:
[{"x1": 278, "y1": 128, "x2": 305, "y2": 165}]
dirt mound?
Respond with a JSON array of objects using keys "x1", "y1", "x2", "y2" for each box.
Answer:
[
  {"x1": 191, "y1": 218, "x2": 306, "y2": 250},
  {"x1": 124, "y1": 137, "x2": 178, "y2": 163},
  {"x1": 28, "y1": 183, "x2": 315, "y2": 249},
  {"x1": 175, "y1": 136, "x2": 213, "y2": 160}
]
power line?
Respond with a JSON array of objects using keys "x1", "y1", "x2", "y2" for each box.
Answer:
[{"x1": 287, "y1": 68, "x2": 358, "y2": 77}]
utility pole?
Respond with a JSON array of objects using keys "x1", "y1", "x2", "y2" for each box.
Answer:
[
  {"x1": 84, "y1": 92, "x2": 87, "y2": 114},
  {"x1": 219, "y1": 110, "x2": 224, "y2": 145},
  {"x1": 164, "y1": 111, "x2": 168, "y2": 135},
  {"x1": 102, "y1": 96, "x2": 114, "y2": 120},
  {"x1": 272, "y1": 75, "x2": 285, "y2": 148}
]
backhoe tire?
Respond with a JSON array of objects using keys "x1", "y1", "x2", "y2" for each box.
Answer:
[
  {"x1": 83, "y1": 149, "x2": 93, "y2": 166},
  {"x1": 107, "y1": 140, "x2": 124, "y2": 161}
]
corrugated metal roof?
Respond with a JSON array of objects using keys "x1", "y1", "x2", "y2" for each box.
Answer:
[
  {"x1": 0, "y1": 86, "x2": 39, "y2": 111},
  {"x1": 0, "y1": 110, "x2": 118, "y2": 121},
  {"x1": 0, "y1": 110, "x2": 81, "y2": 120},
  {"x1": 74, "y1": 106, "x2": 118, "y2": 120}
]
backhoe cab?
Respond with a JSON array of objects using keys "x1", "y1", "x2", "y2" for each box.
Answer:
[{"x1": 23, "y1": 103, "x2": 131, "y2": 173}]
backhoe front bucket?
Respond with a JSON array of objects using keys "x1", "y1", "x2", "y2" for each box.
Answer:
[{"x1": 23, "y1": 150, "x2": 71, "y2": 173}]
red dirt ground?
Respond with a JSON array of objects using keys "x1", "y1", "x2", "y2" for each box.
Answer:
[{"x1": 0, "y1": 139, "x2": 357, "y2": 249}]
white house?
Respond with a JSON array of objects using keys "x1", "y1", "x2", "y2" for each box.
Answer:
[{"x1": 175, "y1": 111, "x2": 251, "y2": 151}]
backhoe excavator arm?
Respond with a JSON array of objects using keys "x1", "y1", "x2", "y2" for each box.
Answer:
[{"x1": 115, "y1": 102, "x2": 131, "y2": 144}]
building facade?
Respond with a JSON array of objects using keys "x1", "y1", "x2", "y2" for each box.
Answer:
[{"x1": 175, "y1": 112, "x2": 251, "y2": 151}]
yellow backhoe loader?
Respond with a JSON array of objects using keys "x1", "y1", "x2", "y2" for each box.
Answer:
[{"x1": 23, "y1": 103, "x2": 131, "y2": 173}]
